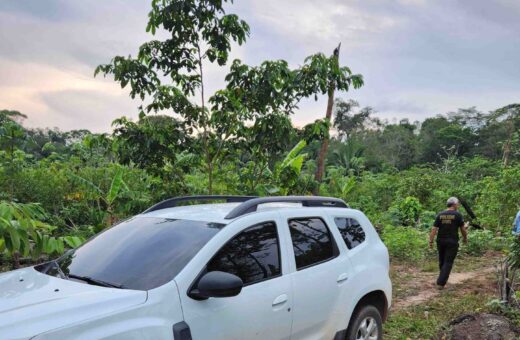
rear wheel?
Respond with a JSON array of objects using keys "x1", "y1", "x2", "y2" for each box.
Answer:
[{"x1": 346, "y1": 305, "x2": 383, "y2": 340}]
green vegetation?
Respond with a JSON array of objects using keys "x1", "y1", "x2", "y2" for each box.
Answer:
[
  {"x1": 1, "y1": 105, "x2": 518, "y2": 267},
  {"x1": 1, "y1": 0, "x2": 519, "y2": 336},
  {"x1": 381, "y1": 226, "x2": 430, "y2": 262},
  {"x1": 0, "y1": 201, "x2": 83, "y2": 268}
]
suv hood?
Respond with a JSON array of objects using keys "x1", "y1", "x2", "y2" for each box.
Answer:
[{"x1": 0, "y1": 267, "x2": 147, "y2": 340}]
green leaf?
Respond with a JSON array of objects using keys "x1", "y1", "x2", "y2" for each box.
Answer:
[
  {"x1": 281, "y1": 140, "x2": 307, "y2": 168},
  {"x1": 56, "y1": 238, "x2": 65, "y2": 255},
  {"x1": 69, "y1": 173, "x2": 104, "y2": 197},
  {"x1": 47, "y1": 237, "x2": 57, "y2": 254},
  {"x1": 7, "y1": 227, "x2": 21, "y2": 252},
  {"x1": 63, "y1": 236, "x2": 84, "y2": 249},
  {"x1": 107, "y1": 167, "x2": 126, "y2": 205},
  {"x1": 287, "y1": 154, "x2": 306, "y2": 173}
]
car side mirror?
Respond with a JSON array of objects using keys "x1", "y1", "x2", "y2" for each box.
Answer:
[{"x1": 193, "y1": 271, "x2": 243, "y2": 299}]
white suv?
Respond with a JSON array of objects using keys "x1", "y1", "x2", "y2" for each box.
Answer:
[{"x1": 0, "y1": 196, "x2": 391, "y2": 340}]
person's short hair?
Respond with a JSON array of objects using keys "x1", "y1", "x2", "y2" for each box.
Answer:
[{"x1": 447, "y1": 197, "x2": 460, "y2": 207}]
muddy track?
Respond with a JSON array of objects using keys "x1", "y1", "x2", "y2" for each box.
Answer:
[{"x1": 393, "y1": 266, "x2": 495, "y2": 310}]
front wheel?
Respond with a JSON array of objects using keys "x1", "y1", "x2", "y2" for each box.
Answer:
[{"x1": 345, "y1": 305, "x2": 383, "y2": 340}]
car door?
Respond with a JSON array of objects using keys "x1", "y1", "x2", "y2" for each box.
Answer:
[
  {"x1": 283, "y1": 213, "x2": 352, "y2": 340},
  {"x1": 177, "y1": 215, "x2": 293, "y2": 340}
]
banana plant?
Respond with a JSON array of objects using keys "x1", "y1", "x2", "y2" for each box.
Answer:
[
  {"x1": 265, "y1": 140, "x2": 308, "y2": 195},
  {"x1": 0, "y1": 201, "x2": 84, "y2": 268},
  {"x1": 70, "y1": 166, "x2": 129, "y2": 229}
]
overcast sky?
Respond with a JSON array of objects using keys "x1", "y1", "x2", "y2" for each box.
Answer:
[{"x1": 0, "y1": 0, "x2": 519, "y2": 132}]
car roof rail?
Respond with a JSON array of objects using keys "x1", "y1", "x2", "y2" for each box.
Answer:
[
  {"x1": 224, "y1": 196, "x2": 348, "y2": 219},
  {"x1": 143, "y1": 195, "x2": 258, "y2": 213}
]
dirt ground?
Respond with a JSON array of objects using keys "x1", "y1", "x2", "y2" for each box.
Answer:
[
  {"x1": 392, "y1": 265, "x2": 496, "y2": 310},
  {"x1": 391, "y1": 253, "x2": 500, "y2": 311},
  {"x1": 386, "y1": 252, "x2": 509, "y2": 339},
  {"x1": 444, "y1": 313, "x2": 520, "y2": 340}
]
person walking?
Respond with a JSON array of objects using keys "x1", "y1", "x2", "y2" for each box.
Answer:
[
  {"x1": 512, "y1": 208, "x2": 520, "y2": 235},
  {"x1": 429, "y1": 197, "x2": 468, "y2": 289}
]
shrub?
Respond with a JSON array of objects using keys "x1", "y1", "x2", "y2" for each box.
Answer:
[
  {"x1": 463, "y1": 229, "x2": 508, "y2": 256},
  {"x1": 418, "y1": 210, "x2": 437, "y2": 229},
  {"x1": 381, "y1": 225, "x2": 429, "y2": 261},
  {"x1": 398, "y1": 196, "x2": 423, "y2": 226}
]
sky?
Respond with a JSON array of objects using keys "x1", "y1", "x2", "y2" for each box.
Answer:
[{"x1": 0, "y1": 0, "x2": 519, "y2": 132}]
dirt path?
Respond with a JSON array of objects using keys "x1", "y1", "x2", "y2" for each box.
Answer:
[{"x1": 392, "y1": 265, "x2": 495, "y2": 310}]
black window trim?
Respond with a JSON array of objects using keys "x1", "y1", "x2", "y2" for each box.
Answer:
[
  {"x1": 188, "y1": 220, "x2": 283, "y2": 299},
  {"x1": 333, "y1": 216, "x2": 367, "y2": 250},
  {"x1": 287, "y1": 216, "x2": 340, "y2": 272}
]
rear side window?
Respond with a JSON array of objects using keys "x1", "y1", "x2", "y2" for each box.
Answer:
[
  {"x1": 289, "y1": 217, "x2": 337, "y2": 270},
  {"x1": 334, "y1": 217, "x2": 366, "y2": 249},
  {"x1": 207, "y1": 222, "x2": 281, "y2": 285}
]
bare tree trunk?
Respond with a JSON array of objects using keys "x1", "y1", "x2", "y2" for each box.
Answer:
[
  {"x1": 208, "y1": 162, "x2": 213, "y2": 195},
  {"x1": 314, "y1": 43, "x2": 341, "y2": 195},
  {"x1": 503, "y1": 114, "x2": 514, "y2": 167},
  {"x1": 12, "y1": 251, "x2": 20, "y2": 270}
]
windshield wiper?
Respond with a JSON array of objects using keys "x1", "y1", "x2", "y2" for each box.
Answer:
[{"x1": 68, "y1": 274, "x2": 124, "y2": 289}]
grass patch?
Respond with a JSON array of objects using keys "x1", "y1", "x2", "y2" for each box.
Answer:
[
  {"x1": 385, "y1": 286, "x2": 494, "y2": 339},
  {"x1": 419, "y1": 259, "x2": 438, "y2": 272}
]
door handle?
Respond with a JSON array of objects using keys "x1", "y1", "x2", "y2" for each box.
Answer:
[
  {"x1": 337, "y1": 273, "x2": 349, "y2": 283},
  {"x1": 272, "y1": 294, "x2": 288, "y2": 306}
]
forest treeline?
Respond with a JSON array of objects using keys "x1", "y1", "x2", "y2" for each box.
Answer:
[{"x1": 1, "y1": 101, "x2": 518, "y2": 239}]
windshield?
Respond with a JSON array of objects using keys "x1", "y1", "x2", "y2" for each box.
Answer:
[{"x1": 38, "y1": 217, "x2": 224, "y2": 290}]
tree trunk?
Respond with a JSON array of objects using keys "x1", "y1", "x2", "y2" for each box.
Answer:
[
  {"x1": 208, "y1": 162, "x2": 213, "y2": 195},
  {"x1": 314, "y1": 43, "x2": 341, "y2": 195},
  {"x1": 12, "y1": 251, "x2": 20, "y2": 270},
  {"x1": 502, "y1": 114, "x2": 514, "y2": 167}
]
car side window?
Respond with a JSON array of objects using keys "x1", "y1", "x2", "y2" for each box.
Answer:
[
  {"x1": 206, "y1": 221, "x2": 281, "y2": 285},
  {"x1": 288, "y1": 217, "x2": 337, "y2": 270},
  {"x1": 334, "y1": 217, "x2": 366, "y2": 249}
]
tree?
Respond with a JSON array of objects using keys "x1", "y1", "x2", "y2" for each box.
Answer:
[
  {"x1": 329, "y1": 138, "x2": 365, "y2": 175},
  {"x1": 492, "y1": 104, "x2": 520, "y2": 167},
  {"x1": 207, "y1": 59, "x2": 305, "y2": 192},
  {"x1": 97, "y1": 1, "x2": 363, "y2": 194},
  {"x1": 447, "y1": 107, "x2": 487, "y2": 132},
  {"x1": 378, "y1": 122, "x2": 418, "y2": 170},
  {"x1": 96, "y1": 1, "x2": 305, "y2": 193},
  {"x1": 0, "y1": 112, "x2": 28, "y2": 199},
  {"x1": 418, "y1": 116, "x2": 476, "y2": 163},
  {"x1": 306, "y1": 45, "x2": 364, "y2": 192},
  {"x1": 96, "y1": 0, "x2": 250, "y2": 193},
  {"x1": 333, "y1": 99, "x2": 374, "y2": 140},
  {"x1": 0, "y1": 110, "x2": 27, "y2": 125},
  {"x1": 238, "y1": 113, "x2": 297, "y2": 193},
  {"x1": 112, "y1": 115, "x2": 190, "y2": 176}
]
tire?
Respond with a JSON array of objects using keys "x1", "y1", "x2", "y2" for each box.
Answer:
[{"x1": 345, "y1": 305, "x2": 383, "y2": 340}]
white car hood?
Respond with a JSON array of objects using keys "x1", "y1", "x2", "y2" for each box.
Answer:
[{"x1": 0, "y1": 267, "x2": 147, "y2": 340}]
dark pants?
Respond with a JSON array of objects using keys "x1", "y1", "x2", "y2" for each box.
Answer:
[{"x1": 436, "y1": 239, "x2": 459, "y2": 286}]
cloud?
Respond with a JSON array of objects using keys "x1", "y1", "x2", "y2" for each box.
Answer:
[
  {"x1": 232, "y1": 0, "x2": 402, "y2": 63},
  {"x1": 0, "y1": 58, "x2": 138, "y2": 132},
  {"x1": 0, "y1": 2, "x2": 149, "y2": 68},
  {"x1": 39, "y1": 89, "x2": 138, "y2": 132},
  {"x1": 1, "y1": 0, "x2": 519, "y2": 132},
  {"x1": 0, "y1": 0, "x2": 79, "y2": 22},
  {"x1": 248, "y1": 0, "x2": 399, "y2": 45}
]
